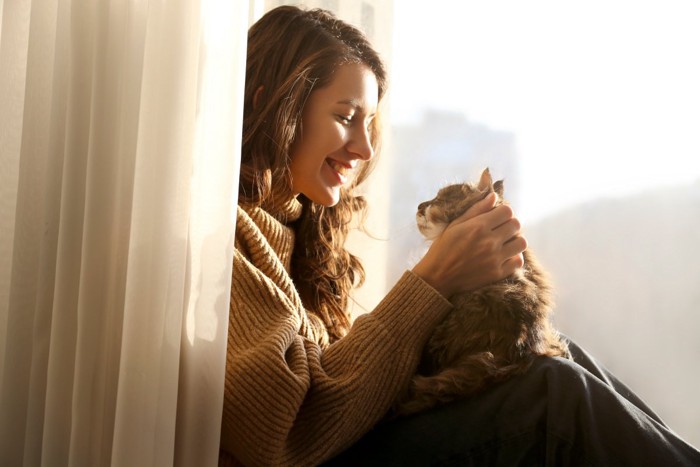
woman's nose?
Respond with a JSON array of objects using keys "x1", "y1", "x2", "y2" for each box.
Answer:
[{"x1": 346, "y1": 126, "x2": 374, "y2": 160}]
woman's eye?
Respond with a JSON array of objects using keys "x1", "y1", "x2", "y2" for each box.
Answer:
[{"x1": 337, "y1": 115, "x2": 353, "y2": 125}]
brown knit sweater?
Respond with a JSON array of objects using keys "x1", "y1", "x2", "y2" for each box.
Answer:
[{"x1": 219, "y1": 198, "x2": 453, "y2": 467}]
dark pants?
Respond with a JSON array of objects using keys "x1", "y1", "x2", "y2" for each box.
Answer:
[{"x1": 324, "y1": 339, "x2": 700, "y2": 466}]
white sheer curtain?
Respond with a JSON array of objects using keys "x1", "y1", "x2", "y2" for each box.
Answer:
[{"x1": 0, "y1": 0, "x2": 247, "y2": 465}]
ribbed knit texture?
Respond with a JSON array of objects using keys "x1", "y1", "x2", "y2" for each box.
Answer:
[{"x1": 220, "y1": 199, "x2": 453, "y2": 467}]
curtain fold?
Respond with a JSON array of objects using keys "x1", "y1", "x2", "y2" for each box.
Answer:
[{"x1": 0, "y1": 0, "x2": 247, "y2": 465}]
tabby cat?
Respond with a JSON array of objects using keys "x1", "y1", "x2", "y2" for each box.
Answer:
[{"x1": 394, "y1": 168, "x2": 570, "y2": 416}]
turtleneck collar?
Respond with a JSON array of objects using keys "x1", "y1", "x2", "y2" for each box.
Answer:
[
  {"x1": 269, "y1": 197, "x2": 303, "y2": 225},
  {"x1": 242, "y1": 195, "x2": 303, "y2": 226},
  {"x1": 238, "y1": 196, "x2": 302, "y2": 273}
]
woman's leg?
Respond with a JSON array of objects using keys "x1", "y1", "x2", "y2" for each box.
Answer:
[
  {"x1": 325, "y1": 341, "x2": 700, "y2": 466},
  {"x1": 564, "y1": 336, "x2": 667, "y2": 426}
]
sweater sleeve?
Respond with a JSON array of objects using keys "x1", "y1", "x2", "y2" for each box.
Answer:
[{"x1": 221, "y1": 250, "x2": 452, "y2": 467}]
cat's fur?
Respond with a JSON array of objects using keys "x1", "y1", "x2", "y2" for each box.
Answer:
[{"x1": 394, "y1": 168, "x2": 571, "y2": 416}]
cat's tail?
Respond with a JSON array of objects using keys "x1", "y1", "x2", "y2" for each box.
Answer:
[{"x1": 393, "y1": 352, "x2": 534, "y2": 417}]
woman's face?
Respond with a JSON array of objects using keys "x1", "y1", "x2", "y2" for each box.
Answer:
[{"x1": 289, "y1": 62, "x2": 379, "y2": 207}]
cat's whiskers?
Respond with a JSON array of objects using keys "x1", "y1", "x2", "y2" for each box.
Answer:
[{"x1": 419, "y1": 220, "x2": 448, "y2": 240}]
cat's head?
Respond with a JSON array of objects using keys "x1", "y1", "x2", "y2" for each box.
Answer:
[{"x1": 417, "y1": 168, "x2": 505, "y2": 240}]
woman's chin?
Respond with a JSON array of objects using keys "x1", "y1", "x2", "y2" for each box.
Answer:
[
  {"x1": 320, "y1": 196, "x2": 341, "y2": 208},
  {"x1": 315, "y1": 191, "x2": 341, "y2": 207}
]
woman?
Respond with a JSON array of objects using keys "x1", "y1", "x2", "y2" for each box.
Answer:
[{"x1": 221, "y1": 6, "x2": 700, "y2": 466}]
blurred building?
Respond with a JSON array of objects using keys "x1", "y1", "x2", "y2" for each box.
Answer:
[{"x1": 526, "y1": 180, "x2": 700, "y2": 448}]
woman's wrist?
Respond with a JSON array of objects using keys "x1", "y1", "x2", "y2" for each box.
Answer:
[{"x1": 411, "y1": 260, "x2": 450, "y2": 298}]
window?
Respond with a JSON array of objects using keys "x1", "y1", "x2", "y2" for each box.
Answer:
[
  {"x1": 383, "y1": 2, "x2": 700, "y2": 448},
  {"x1": 259, "y1": 0, "x2": 700, "y2": 448}
]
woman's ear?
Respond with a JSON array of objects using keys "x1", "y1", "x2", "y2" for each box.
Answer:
[{"x1": 253, "y1": 85, "x2": 264, "y2": 110}]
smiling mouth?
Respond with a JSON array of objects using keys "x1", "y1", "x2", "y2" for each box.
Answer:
[{"x1": 327, "y1": 159, "x2": 353, "y2": 184}]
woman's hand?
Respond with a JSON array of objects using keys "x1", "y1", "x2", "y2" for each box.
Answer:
[{"x1": 411, "y1": 192, "x2": 527, "y2": 298}]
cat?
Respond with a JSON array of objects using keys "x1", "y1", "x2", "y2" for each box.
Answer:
[{"x1": 394, "y1": 168, "x2": 571, "y2": 416}]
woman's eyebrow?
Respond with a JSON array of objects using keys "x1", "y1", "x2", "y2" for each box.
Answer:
[{"x1": 336, "y1": 98, "x2": 376, "y2": 115}]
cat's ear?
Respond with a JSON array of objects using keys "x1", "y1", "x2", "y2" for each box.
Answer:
[
  {"x1": 477, "y1": 168, "x2": 493, "y2": 192},
  {"x1": 493, "y1": 179, "x2": 504, "y2": 197}
]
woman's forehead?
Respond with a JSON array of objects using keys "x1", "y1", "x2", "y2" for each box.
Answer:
[{"x1": 311, "y1": 63, "x2": 378, "y2": 114}]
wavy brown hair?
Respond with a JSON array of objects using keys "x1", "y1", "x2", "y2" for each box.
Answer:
[{"x1": 241, "y1": 6, "x2": 387, "y2": 344}]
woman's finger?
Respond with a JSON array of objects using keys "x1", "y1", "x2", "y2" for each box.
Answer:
[
  {"x1": 452, "y1": 192, "x2": 498, "y2": 224},
  {"x1": 502, "y1": 235, "x2": 528, "y2": 259},
  {"x1": 479, "y1": 204, "x2": 515, "y2": 230},
  {"x1": 501, "y1": 252, "x2": 525, "y2": 276},
  {"x1": 493, "y1": 216, "x2": 521, "y2": 241}
]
